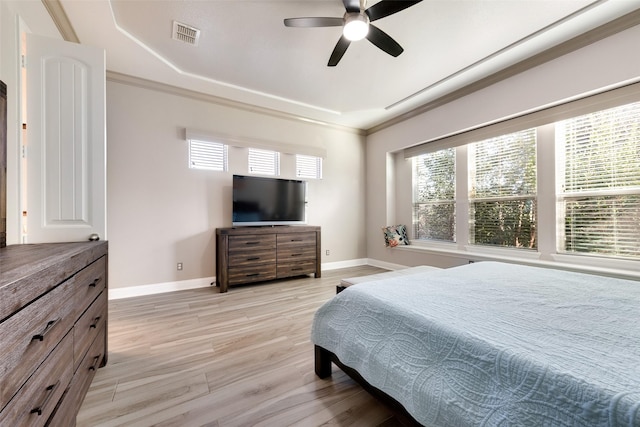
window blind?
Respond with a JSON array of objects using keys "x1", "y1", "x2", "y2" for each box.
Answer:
[
  {"x1": 469, "y1": 129, "x2": 537, "y2": 249},
  {"x1": 296, "y1": 155, "x2": 323, "y2": 179},
  {"x1": 189, "y1": 139, "x2": 227, "y2": 171},
  {"x1": 413, "y1": 148, "x2": 456, "y2": 241},
  {"x1": 558, "y1": 101, "x2": 640, "y2": 258},
  {"x1": 248, "y1": 148, "x2": 280, "y2": 176}
]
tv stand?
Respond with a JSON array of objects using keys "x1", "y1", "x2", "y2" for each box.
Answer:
[{"x1": 215, "y1": 226, "x2": 321, "y2": 292}]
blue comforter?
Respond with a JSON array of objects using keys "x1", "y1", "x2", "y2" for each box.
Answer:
[{"x1": 311, "y1": 262, "x2": 640, "y2": 426}]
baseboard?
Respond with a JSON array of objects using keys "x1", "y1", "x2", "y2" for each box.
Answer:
[
  {"x1": 109, "y1": 258, "x2": 390, "y2": 300},
  {"x1": 321, "y1": 258, "x2": 369, "y2": 271},
  {"x1": 366, "y1": 258, "x2": 409, "y2": 271},
  {"x1": 109, "y1": 276, "x2": 216, "y2": 300}
]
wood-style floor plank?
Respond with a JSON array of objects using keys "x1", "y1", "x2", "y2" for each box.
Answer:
[{"x1": 77, "y1": 266, "x2": 406, "y2": 427}]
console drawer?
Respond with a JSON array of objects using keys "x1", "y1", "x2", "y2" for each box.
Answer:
[
  {"x1": 74, "y1": 256, "x2": 107, "y2": 321},
  {"x1": 0, "y1": 279, "x2": 75, "y2": 411},
  {"x1": 228, "y1": 250, "x2": 276, "y2": 267},
  {"x1": 228, "y1": 235, "x2": 276, "y2": 252},
  {"x1": 276, "y1": 232, "x2": 316, "y2": 247},
  {"x1": 277, "y1": 260, "x2": 317, "y2": 278},
  {"x1": 0, "y1": 332, "x2": 73, "y2": 427},
  {"x1": 228, "y1": 264, "x2": 276, "y2": 285},
  {"x1": 51, "y1": 324, "x2": 105, "y2": 427},
  {"x1": 73, "y1": 291, "x2": 107, "y2": 372}
]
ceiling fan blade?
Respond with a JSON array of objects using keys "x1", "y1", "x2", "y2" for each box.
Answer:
[
  {"x1": 342, "y1": 0, "x2": 361, "y2": 13},
  {"x1": 284, "y1": 17, "x2": 343, "y2": 27},
  {"x1": 366, "y1": 24, "x2": 403, "y2": 57},
  {"x1": 366, "y1": 0, "x2": 423, "y2": 22},
  {"x1": 328, "y1": 36, "x2": 351, "y2": 67}
]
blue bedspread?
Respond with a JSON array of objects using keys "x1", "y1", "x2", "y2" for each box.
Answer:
[{"x1": 311, "y1": 262, "x2": 640, "y2": 426}]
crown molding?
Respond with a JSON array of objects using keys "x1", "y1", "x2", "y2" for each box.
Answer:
[
  {"x1": 366, "y1": 8, "x2": 640, "y2": 135},
  {"x1": 41, "y1": 0, "x2": 79, "y2": 43},
  {"x1": 105, "y1": 71, "x2": 365, "y2": 136}
]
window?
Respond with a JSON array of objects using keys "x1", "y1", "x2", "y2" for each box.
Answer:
[
  {"x1": 557, "y1": 101, "x2": 640, "y2": 258},
  {"x1": 296, "y1": 154, "x2": 323, "y2": 179},
  {"x1": 189, "y1": 139, "x2": 227, "y2": 171},
  {"x1": 248, "y1": 148, "x2": 280, "y2": 176},
  {"x1": 413, "y1": 148, "x2": 456, "y2": 242},
  {"x1": 469, "y1": 129, "x2": 537, "y2": 249}
]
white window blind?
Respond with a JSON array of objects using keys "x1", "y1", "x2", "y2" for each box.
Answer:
[
  {"x1": 296, "y1": 155, "x2": 323, "y2": 179},
  {"x1": 469, "y1": 128, "x2": 537, "y2": 249},
  {"x1": 413, "y1": 148, "x2": 456, "y2": 242},
  {"x1": 558, "y1": 101, "x2": 640, "y2": 258},
  {"x1": 189, "y1": 139, "x2": 227, "y2": 171},
  {"x1": 248, "y1": 148, "x2": 280, "y2": 176}
]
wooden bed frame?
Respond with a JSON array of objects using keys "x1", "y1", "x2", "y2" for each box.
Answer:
[{"x1": 314, "y1": 345, "x2": 422, "y2": 427}]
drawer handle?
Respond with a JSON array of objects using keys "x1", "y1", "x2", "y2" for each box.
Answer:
[
  {"x1": 30, "y1": 381, "x2": 60, "y2": 416},
  {"x1": 291, "y1": 253, "x2": 302, "y2": 257},
  {"x1": 246, "y1": 273, "x2": 260, "y2": 277},
  {"x1": 89, "y1": 354, "x2": 102, "y2": 371},
  {"x1": 89, "y1": 278, "x2": 102, "y2": 288},
  {"x1": 32, "y1": 318, "x2": 61, "y2": 342},
  {"x1": 247, "y1": 257, "x2": 260, "y2": 261},
  {"x1": 292, "y1": 268, "x2": 303, "y2": 271},
  {"x1": 290, "y1": 239, "x2": 303, "y2": 242},
  {"x1": 245, "y1": 241, "x2": 260, "y2": 245},
  {"x1": 90, "y1": 316, "x2": 102, "y2": 329}
]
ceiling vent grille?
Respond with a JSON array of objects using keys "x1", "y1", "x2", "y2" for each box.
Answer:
[{"x1": 172, "y1": 21, "x2": 200, "y2": 46}]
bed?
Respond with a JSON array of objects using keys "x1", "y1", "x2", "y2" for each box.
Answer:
[{"x1": 311, "y1": 262, "x2": 640, "y2": 427}]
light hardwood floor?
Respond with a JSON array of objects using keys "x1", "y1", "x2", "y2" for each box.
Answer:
[{"x1": 76, "y1": 266, "x2": 406, "y2": 427}]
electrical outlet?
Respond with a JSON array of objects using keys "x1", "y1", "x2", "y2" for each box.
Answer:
[
  {"x1": 325, "y1": 250, "x2": 330, "y2": 256},
  {"x1": 177, "y1": 262, "x2": 183, "y2": 271}
]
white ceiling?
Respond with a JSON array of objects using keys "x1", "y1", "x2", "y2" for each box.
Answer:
[{"x1": 58, "y1": 0, "x2": 640, "y2": 130}]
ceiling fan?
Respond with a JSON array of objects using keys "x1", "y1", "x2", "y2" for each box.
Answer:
[{"x1": 284, "y1": 0, "x2": 423, "y2": 66}]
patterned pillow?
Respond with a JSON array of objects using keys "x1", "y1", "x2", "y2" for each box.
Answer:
[{"x1": 382, "y1": 225, "x2": 410, "y2": 247}]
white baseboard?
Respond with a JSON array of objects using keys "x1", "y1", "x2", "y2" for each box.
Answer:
[
  {"x1": 109, "y1": 258, "x2": 395, "y2": 300},
  {"x1": 366, "y1": 258, "x2": 408, "y2": 271},
  {"x1": 109, "y1": 276, "x2": 215, "y2": 300},
  {"x1": 321, "y1": 258, "x2": 369, "y2": 271}
]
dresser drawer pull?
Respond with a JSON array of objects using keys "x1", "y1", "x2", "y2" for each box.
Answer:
[
  {"x1": 292, "y1": 268, "x2": 303, "y2": 271},
  {"x1": 245, "y1": 241, "x2": 260, "y2": 245},
  {"x1": 290, "y1": 238, "x2": 303, "y2": 242},
  {"x1": 30, "y1": 381, "x2": 60, "y2": 416},
  {"x1": 291, "y1": 253, "x2": 302, "y2": 257},
  {"x1": 89, "y1": 278, "x2": 102, "y2": 288},
  {"x1": 89, "y1": 354, "x2": 102, "y2": 371},
  {"x1": 32, "y1": 318, "x2": 61, "y2": 342},
  {"x1": 246, "y1": 273, "x2": 260, "y2": 277},
  {"x1": 90, "y1": 316, "x2": 102, "y2": 329},
  {"x1": 247, "y1": 257, "x2": 260, "y2": 261}
]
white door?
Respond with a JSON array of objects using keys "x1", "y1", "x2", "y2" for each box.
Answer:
[{"x1": 25, "y1": 34, "x2": 106, "y2": 243}]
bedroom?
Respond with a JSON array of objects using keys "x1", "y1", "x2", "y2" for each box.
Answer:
[{"x1": 1, "y1": 0, "x2": 639, "y2": 425}]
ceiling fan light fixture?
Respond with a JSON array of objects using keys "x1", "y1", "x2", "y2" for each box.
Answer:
[{"x1": 343, "y1": 13, "x2": 369, "y2": 41}]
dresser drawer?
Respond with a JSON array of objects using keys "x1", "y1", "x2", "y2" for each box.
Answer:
[
  {"x1": 228, "y1": 234, "x2": 276, "y2": 252},
  {"x1": 73, "y1": 291, "x2": 107, "y2": 372},
  {"x1": 277, "y1": 260, "x2": 317, "y2": 278},
  {"x1": 0, "y1": 332, "x2": 73, "y2": 427},
  {"x1": 228, "y1": 249, "x2": 276, "y2": 267},
  {"x1": 277, "y1": 245, "x2": 316, "y2": 262},
  {"x1": 74, "y1": 256, "x2": 107, "y2": 321},
  {"x1": 0, "y1": 279, "x2": 76, "y2": 411},
  {"x1": 228, "y1": 264, "x2": 276, "y2": 285},
  {"x1": 50, "y1": 324, "x2": 105, "y2": 427},
  {"x1": 276, "y1": 232, "x2": 316, "y2": 248}
]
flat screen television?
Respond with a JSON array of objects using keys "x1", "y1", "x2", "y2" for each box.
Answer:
[{"x1": 232, "y1": 175, "x2": 306, "y2": 226}]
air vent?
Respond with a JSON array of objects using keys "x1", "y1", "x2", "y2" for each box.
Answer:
[{"x1": 172, "y1": 21, "x2": 200, "y2": 46}]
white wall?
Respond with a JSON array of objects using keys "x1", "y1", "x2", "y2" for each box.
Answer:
[
  {"x1": 107, "y1": 80, "x2": 366, "y2": 290},
  {"x1": 366, "y1": 24, "x2": 640, "y2": 270}
]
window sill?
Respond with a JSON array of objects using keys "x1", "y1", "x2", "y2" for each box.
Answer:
[{"x1": 395, "y1": 242, "x2": 640, "y2": 281}]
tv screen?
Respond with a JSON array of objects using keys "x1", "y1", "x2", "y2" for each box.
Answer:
[{"x1": 232, "y1": 175, "x2": 306, "y2": 226}]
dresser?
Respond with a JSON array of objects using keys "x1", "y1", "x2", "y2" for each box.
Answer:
[
  {"x1": 216, "y1": 226, "x2": 321, "y2": 292},
  {"x1": 0, "y1": 241, "x2": 108, "y2": 426}
]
